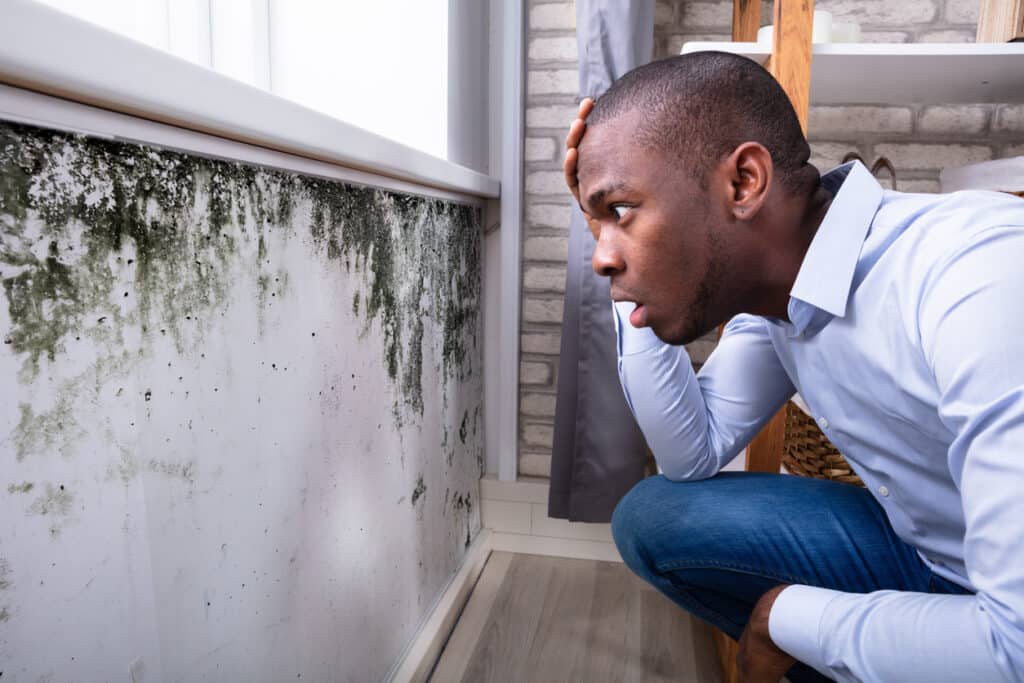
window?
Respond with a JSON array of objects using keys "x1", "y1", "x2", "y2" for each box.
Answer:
[{"x1": 33, "y1": 0, "x2": 449, "y2": 159}]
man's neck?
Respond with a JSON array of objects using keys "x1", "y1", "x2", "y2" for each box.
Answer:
[{"x1": 741, "y1": 180, "x2": 833, "y2": 322}]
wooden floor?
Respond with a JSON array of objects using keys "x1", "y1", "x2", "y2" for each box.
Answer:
[{"x1": 429, "y1": 552, "x2": 722, "y2": 683}]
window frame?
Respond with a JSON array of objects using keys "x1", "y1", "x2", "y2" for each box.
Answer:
[{"x1": 0, "y1": 0, "x2": 499, "y2": 198}]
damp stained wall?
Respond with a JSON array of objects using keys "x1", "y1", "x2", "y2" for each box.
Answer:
[{"x1": 0, "y1": 121, "x2": 484, "y2": 682}]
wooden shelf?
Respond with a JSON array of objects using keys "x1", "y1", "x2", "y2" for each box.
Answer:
[{"x1": 680, "y1": 42, "x2": 1024, "y2": 104}]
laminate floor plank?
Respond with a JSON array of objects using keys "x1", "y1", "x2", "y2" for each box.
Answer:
[
  {"x1": 457, "y1": 554, "x2": 557, "y2": 682},
  {"x1": 431, "y1": 553, "x2": 722, "y2": 683},
  {"x1": 523, "y1": 555, "x2": 599, "y2": 680}
]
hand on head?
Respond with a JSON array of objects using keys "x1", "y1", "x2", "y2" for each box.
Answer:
[{"x1": 563, "y1": 98, "x2": 598, "y2": 234}]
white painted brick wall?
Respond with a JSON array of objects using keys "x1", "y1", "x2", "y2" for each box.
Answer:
[
  {"x1": 995, "y1": 106, "x2": 1024, "y2": 133},
  {"x1": 521, "y1": 332, "x2": 562, "y2": 355},
  {"x1": 522, "y1": 422, "x2": 554, "y2": 448},
  {"x1": 818, "y1": 0, "x2": 937, "y2": 25},
  {"x1": 521, "y1": 392, "x2": 558, "y2": 417},
  {"x1": 525, "y1": 137, "x2": 558, "y2": 161},
  {"x1": 945, "y1": 0, "x2": 979, "y2": 23},
  {"x1": 523, "y1": 297, "x2": 565, "y2": 324},
  {"x1": 526, "y1": 203, "x2": 571, "y2": 228},
  {"x1": 523, "y1": 264, "x2": 568, "y2": 292},
  {"x1": 518, "y1": 0, "x2": 1020, "y2": 477},
  {"x1": 528, "y1": 36, "x2": 578, "y2": 62},
  {"x1": 530, "y1": 3, "x2": 576, "y2": 30},
  {"x1": 918, "y1": 106, "x2": 989, "y2": 134},
  {"x1": 920, "y1": 28, "x2": 975, "y2": 42},
  {"x1": 528, "y1": 69, "x2": 578, "y2": 95},
  {"x1": 524, "y1": 236, "x2": 570, "y2": 261},
  {"x1": 808, "y1": 107, "x2": 913, "y2": 136},
  {"x1": 520, "y1": 360, "x2": 553, "y2": 385},
  {"x1": 873, "y1": 143, "x2": 993, "y2": 170},
  {"x1": 525, "y1": 171, "x2": 572, "y2": 196},
  {"x1": 526, "y1": 104, "x2": 581, "y2": 129}
]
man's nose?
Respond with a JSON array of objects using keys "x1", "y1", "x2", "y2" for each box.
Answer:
[{"x1": 591, "y1": 228, "x2": 624, "y2": 277}]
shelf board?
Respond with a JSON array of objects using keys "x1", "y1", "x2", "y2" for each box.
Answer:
[{"x1": 680, "y1": 42, "x2": 1024, "y2": 104}]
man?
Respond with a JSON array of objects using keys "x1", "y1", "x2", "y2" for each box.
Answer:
[{"x1": 563, "y1": 51, "x2": 1024, "y2": 682}]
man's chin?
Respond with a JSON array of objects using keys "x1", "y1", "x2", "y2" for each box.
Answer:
[
  {"x1": 651, "y1": 318, "x2": 711, "y2": 347},
  {"x1": 650, "y1": 323, "x2": 690, "y2": 346}
]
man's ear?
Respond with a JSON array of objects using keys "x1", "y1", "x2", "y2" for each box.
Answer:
[{"x1": 722, "y1": 142, "x2": 772, "y2": 221}]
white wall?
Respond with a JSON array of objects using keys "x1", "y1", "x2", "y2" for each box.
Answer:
[{"x1": 0, "y1": 116, "x2": 483, "y2": 682}]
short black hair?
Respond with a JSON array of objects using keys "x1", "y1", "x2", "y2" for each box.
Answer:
[{"x1": 588, "y1": 51, "x2": 811, "y2": 192}]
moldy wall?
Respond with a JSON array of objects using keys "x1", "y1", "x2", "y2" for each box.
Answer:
[{"x1": 0, "y1": 119, "x2": 484, "y2": 682}]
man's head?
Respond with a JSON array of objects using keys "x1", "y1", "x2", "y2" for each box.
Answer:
[{"x1": 576, "y1": 51, "x2": 815, "y2": 344}]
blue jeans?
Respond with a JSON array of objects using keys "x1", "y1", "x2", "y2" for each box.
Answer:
[{"x1": 611, "y1": 472, "x2": 973, "y2": 683}]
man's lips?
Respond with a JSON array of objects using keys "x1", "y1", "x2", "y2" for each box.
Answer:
[
  {"x1": 629, "y1": 303, "x2": 648, "y2": 328},
  {"x1": 612, "y1": 292, "x2": 649, "y2": 328}
]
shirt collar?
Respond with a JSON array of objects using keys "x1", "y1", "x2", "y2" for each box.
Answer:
[{"x1": 788, "y1": 161, "x2": 883, "y2": 327}]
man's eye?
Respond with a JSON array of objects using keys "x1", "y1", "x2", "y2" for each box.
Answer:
[{"x1": 612, "y1": 205, "x2": 629, "y2": 219}]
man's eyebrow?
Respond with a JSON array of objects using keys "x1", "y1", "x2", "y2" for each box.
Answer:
[{"x1": 584, "y1": 181, "x2": 633, "y2": 212}]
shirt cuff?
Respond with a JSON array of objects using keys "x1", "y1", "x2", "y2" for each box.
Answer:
[
  {"x1": 612, "y1": 301, "x2": 663, "y2": 355},
  {"x1": 768, "y1": 584, "x2": 842, "y2": 678}
]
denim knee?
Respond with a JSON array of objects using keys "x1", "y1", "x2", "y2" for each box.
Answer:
[{"x1": 611, "y1": 475, "x2": 668, "y2": 578}]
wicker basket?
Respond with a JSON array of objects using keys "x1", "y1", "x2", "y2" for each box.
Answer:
[{"x1": 782, "y1": 401, "x2": 864, "y2": 487}]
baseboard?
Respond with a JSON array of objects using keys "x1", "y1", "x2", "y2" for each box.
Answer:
[
  {"x1": 386, "y1": 528, "x2": 494, "y2": 683},
  {"x1": 480, "y1": 474, "x2": 623, "y2": 563}
]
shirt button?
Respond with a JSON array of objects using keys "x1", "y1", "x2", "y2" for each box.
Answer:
[
  {"x1": 878, "y1": 486, "x2": 890, "y2": 497},
  {"x1": 818, "y1": 417, "x2": 829, "y2": 429}
]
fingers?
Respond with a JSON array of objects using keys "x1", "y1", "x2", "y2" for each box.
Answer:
[
  {"x1": 564, "y1": 98, "x2": 594, "y2": 204},
  {"x1": 564, "y1": 98, "x2": 594, "y2": 151},
  {"x1": 563, "y1": 147, "x2": 580, "y2": 201},
  {"x1": 577, "y1": 97, "x2": 594, "y2": 122}
]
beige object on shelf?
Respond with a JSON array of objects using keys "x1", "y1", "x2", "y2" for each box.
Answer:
[{"x1": 757, "y1": 10, "x2": 834, "y2": 44}]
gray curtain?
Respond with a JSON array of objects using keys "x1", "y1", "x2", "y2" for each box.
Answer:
[{"x1": 548, "y1": 0, "x2": 655, "y2": 523}]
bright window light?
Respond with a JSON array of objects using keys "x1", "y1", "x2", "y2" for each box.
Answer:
[
  {"x1": 268, "y1": 1, "x2": 448, "y2": 159},
  {"x1": 32, "y1": 0, "x2": 450, "y2": 160}
]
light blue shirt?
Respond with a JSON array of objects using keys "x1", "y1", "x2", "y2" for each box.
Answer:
[{"x1": 613, "y1": 161, "x2": 1024, "y2": 682}]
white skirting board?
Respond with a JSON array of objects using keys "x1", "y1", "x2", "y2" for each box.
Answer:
[{"x1": 387, "y1": 529, "x2": 495, "y2": 683}]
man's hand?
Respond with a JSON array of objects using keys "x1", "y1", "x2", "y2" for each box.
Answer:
[
  {"x1": 563, "y1": 97, "x2": 594, "y2": 206},
  {"x1": 563, "y1": 98, "x2": 605, "y2": 239},
  {"x1": 737, "y1": 584, "x2": 797, "y2": 683}
]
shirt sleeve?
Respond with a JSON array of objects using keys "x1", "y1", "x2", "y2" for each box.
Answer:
[
  {"x1": 769, "y1": 225, "x2": 1024, "y2": 683},
  {"x1": 612, "y1": 301, "x2": 794, "y2": 481}
]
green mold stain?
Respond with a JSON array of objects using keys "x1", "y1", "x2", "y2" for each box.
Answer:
[
  {"x1": 6, "y1": 481, "x2": 33, "y2": 494},
  {"x1": 28, "y1": 483, "x2": 73, "y2": 517},
  {"x1": 13, "y1": 397, "x2": 82, "y2": 462},
  {"x1": 1, "y1": 121, "x2": 482, "y2": 475},
  {"x1": 147, "y1": 458, "x2": 195, "y2": 483}
]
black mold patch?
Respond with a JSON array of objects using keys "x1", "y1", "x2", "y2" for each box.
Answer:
[
  {"x1": 147, "y1": 459, "x2": 195, "y2": 484},
  {"x1": 411, "y1": 475, "x2": 426, "y2": 506}
]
